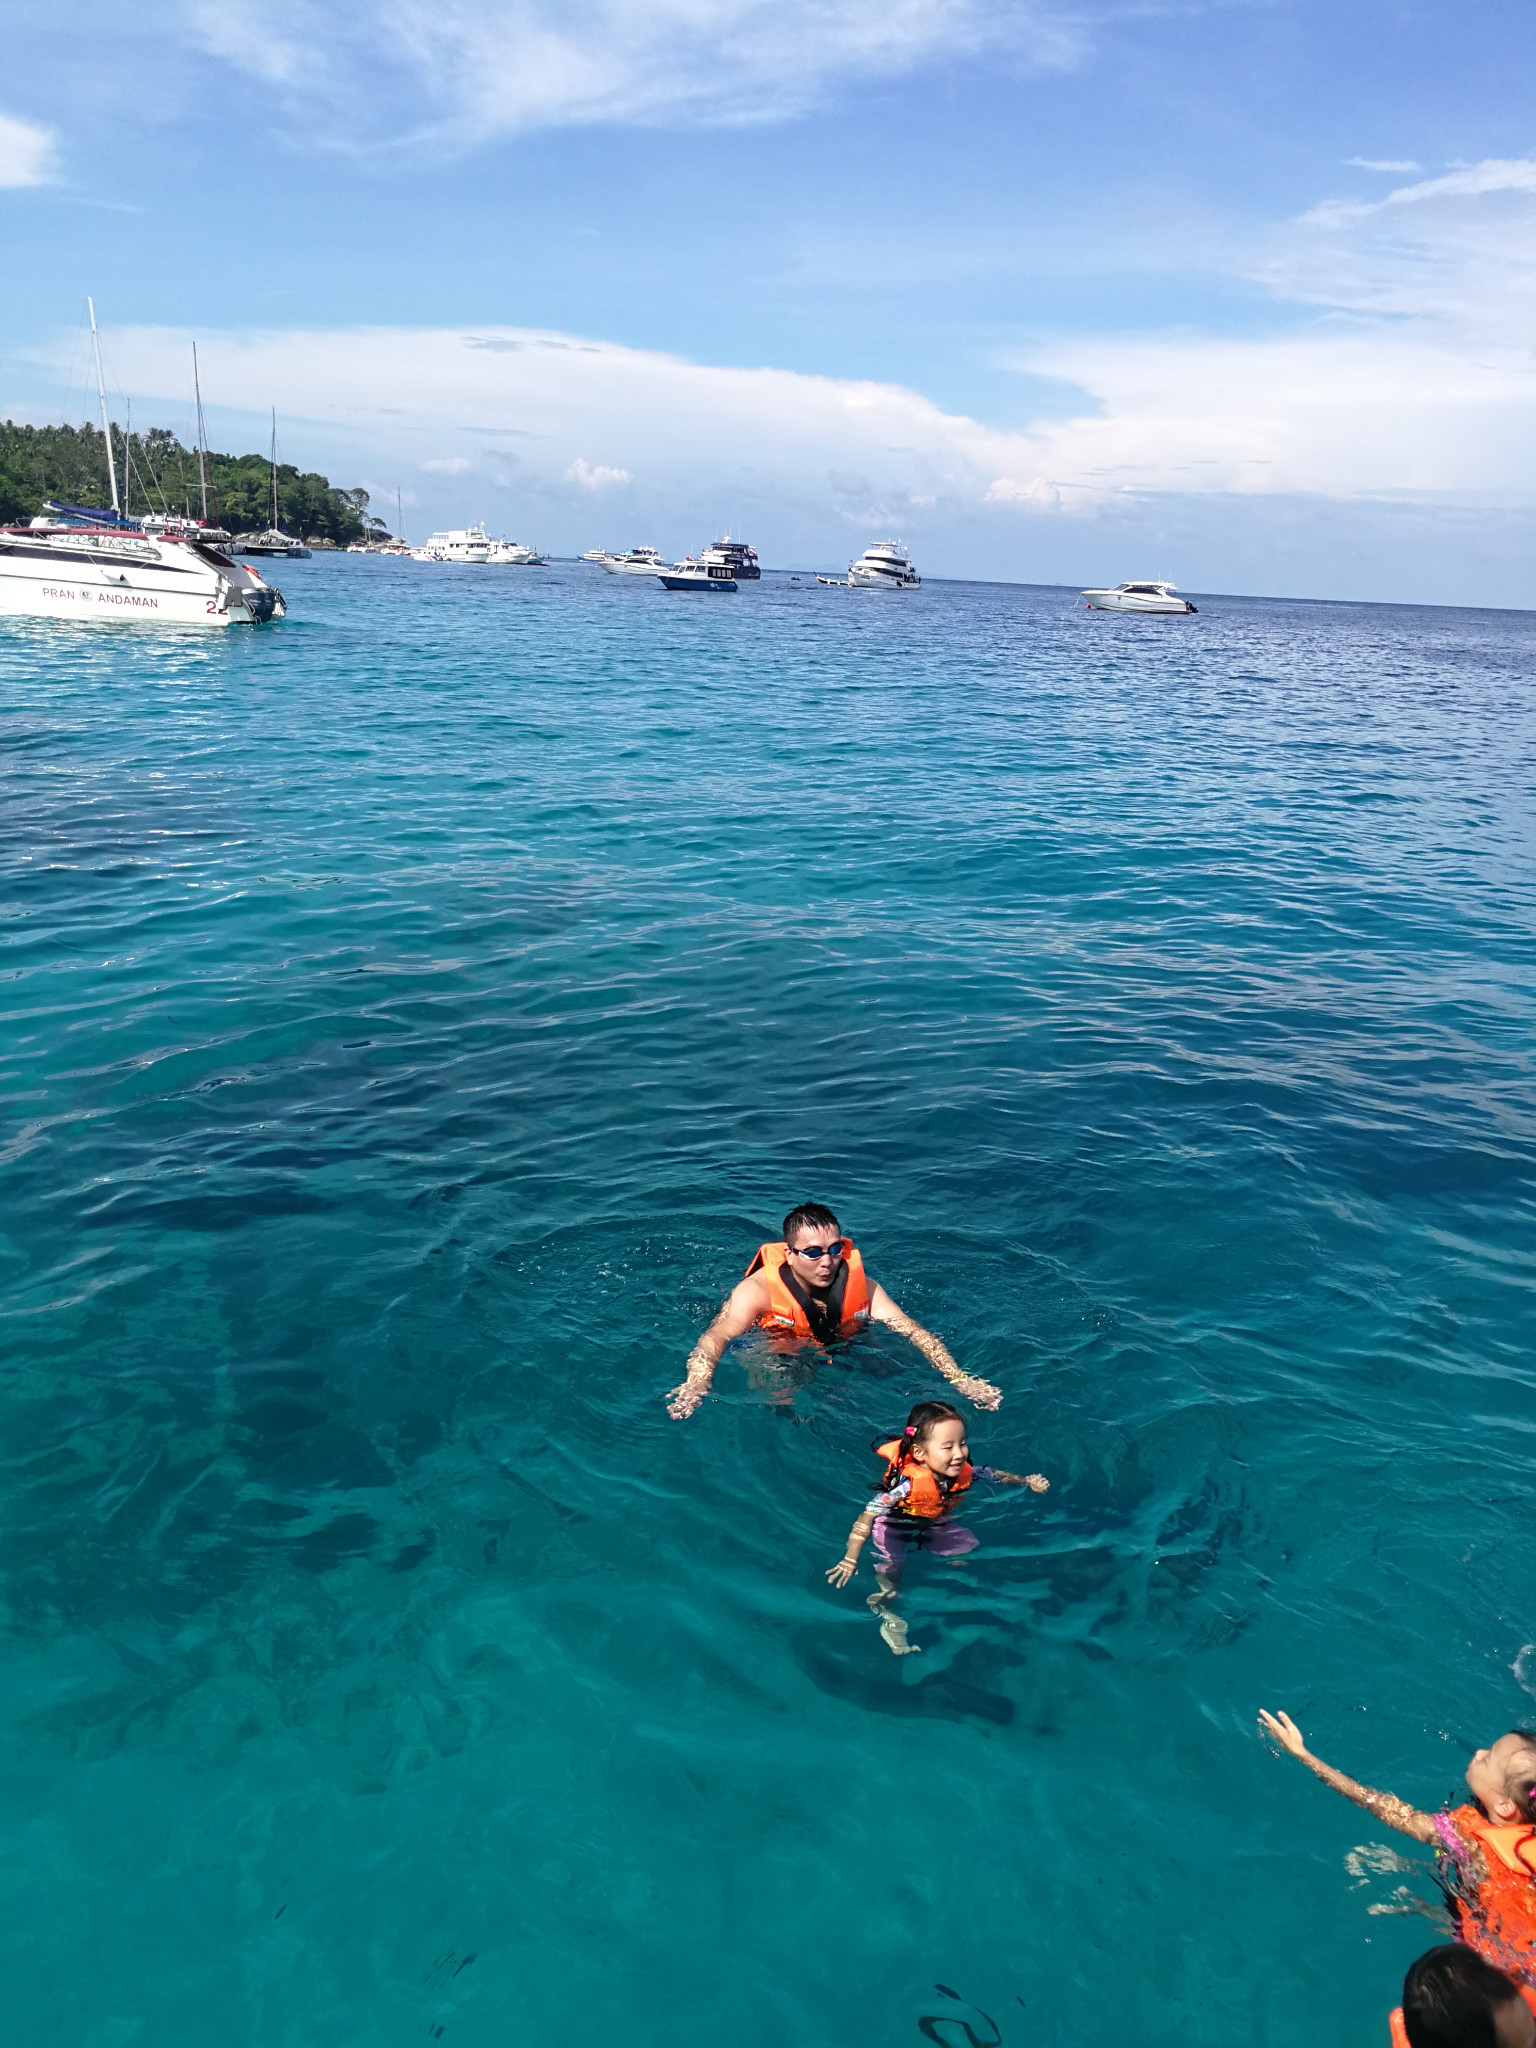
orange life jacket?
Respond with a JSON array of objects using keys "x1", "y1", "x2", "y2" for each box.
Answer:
[
  {"x1": 746, "y1": 1240, "x2": 871, "y2": 1341},
  {"x1": 1389, "y1": 1979, "x2": 1536, "y2": 2045},
  {"x1": 874, "y1": 1439, "x2": 973, "y2": 1519},
  {"x1": 1439, "y1": 1806, "x2": 1536, "y2": 1986}
]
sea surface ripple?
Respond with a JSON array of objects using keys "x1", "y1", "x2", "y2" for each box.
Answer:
[{"x1": 1, "y1": 559, "x2": 1534, "y2": 2046}]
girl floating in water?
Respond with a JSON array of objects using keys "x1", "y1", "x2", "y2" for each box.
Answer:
[
  {"x1": 1259, "y1": 1709, "x2": 1536, "y2": 1988},
  {"x1": 826, "y1": 1400, "x2": 1049, "y2": 1656}
]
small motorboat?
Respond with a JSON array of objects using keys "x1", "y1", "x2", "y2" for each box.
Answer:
[
  {"x1": 658, "y1": 561, "x2": 737, "y2": 591},
  {"x1": 1081, "y1": 581, "x2": 1197, "y2": 613}
]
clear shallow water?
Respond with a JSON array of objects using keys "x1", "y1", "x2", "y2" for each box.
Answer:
[{"x1": 2, "y1": 558, "x2": 1534, "y2": 2047}]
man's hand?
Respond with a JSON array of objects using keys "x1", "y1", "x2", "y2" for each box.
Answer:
[
  {"x1": 1258, "y1": 1709, "x2": 1309, "y2": 1759},
  {"x1": 952, "y1": 1372, "x2": 1002, "y2": 1411},
  {"x1": 666, "y1": 1379, "x2": 707, "y2": 1420},
  {"x1": 1022, "y1": 1472, "x2": 1049, "y2": 1492},
  {"x1": 827, "y1": 1556, "x2": 858, "y2": 1587}
]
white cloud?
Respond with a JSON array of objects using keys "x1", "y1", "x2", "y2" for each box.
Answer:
[
  {"x1": 566, "y1": 457, "x2": 631, "y2": 490},
  {"x1": 1345, "y1": 157, "x2": 1421, "y2": 174},
  {"x1": 422, "y1": 455, "x2": 472, "y2": 473},
  {"x1": 183, "y1": 0, "x2": 1081, "y2": 144},
  {"x1": 0, "y1": 112, "x2": 58, "y2": 187}
]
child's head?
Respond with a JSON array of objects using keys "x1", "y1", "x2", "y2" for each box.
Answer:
[
  {"x1": 1401, "y1": 1945, "x2": 1535, "y2": 2048},
  {"x1": 885, "y1": 1402, "x2": 969, "y2": 1484},
  {"x1": 1465, "y1": 1733, "x2": 1536, "y2": 1824}
]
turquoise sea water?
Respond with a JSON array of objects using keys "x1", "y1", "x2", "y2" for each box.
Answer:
[{"x1": 2, "y1": 558, "x2": 1534, "y2": 2047}]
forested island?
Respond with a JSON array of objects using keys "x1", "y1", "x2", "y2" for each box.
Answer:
[{"x1": 0, "y1": 421, "x2": 383, "y2": 545}]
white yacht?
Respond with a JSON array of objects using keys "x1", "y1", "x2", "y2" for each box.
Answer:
[
  {"x1": 848, "y1": 541, "x2": 920, "y2": 589},
  {"x1": 600, "y1": 546, "x2": 667, "y2": 577},
  {"x1": 695, "y1": 537, "x2": 760, "y2": 581},
  {"x1": 1082, "y1": 580, "x2": 1197, "y2": 614},
  {"x1": 423, "y1": 524, "x2": 493, "y2": 564},
  {"x1": 486, "y1": 539, "x2": 548, "y2": 566},
  {"x1": 0, "y1": 505, "x2": 285, "y2": 625},
  {"x1": 582, "y1": 548, "x2": 608, "y2": 563}
]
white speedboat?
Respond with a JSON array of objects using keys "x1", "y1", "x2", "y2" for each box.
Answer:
[
  {"x1": 1082, "y1": 580, "x2": 1197, "y2": 613},
  {"x1": 600, "y1": 546, "x2": 666, "y2": 576},
  {"x1": 0, "y1": 505, "x2": 285, "y2": 625},
  {"x1": 658, "y1": 561, "x2": 737, "y2": 592},
  {"x1": 486, "y1": 539, "x2": 548, "y2": 565},
  {"x1": 695, "y1": 537, "x2": 760, "y2": 581},
  {"x1": 582, "y1": 548, "x2": 608, "y2": 563},
  {"x1": 848, "y1": 541, "x2": 920, "y2": 589},
  {"x1": 423, "y1": 524, "x2": 492, "y2": 564}
]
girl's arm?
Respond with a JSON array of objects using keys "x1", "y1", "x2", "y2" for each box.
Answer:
[
  {"x1": 987, "y1": 1466, "x2": 1050, "y2": 1493},
  {"x1": 827, "y1": 1507, "x2": 877, "y2": 1587},
  {"x1": 1258, "y1": 1710, "x2": 1438, "y2": 1843}
]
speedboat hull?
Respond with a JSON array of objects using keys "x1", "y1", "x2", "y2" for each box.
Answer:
[
  {"x1": 0, "y1": 527, "x2": 285, "y2": 625},
  {"x1": 658, "y1": 572, "x2": 737, "y2": 591}
]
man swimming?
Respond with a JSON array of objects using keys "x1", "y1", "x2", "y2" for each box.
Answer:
[{"x1": 665, "y1": 1201, "x2": 1003, "y2": 1419}]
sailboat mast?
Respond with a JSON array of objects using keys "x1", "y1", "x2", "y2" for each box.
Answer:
[
  {"x1": 88, "y1": 297, "x2": 120, "y2": 514},
  {"x1": 397, "y1": 486, "x2": 405, "y2": 546},
  {"x1": 270, "y1": 409, "x2": 278, "y2": 531},
  {"x1": 192, "y1": 343, "x2": 209, "y2": 522}
]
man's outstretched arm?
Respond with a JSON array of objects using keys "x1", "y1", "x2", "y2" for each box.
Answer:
[
  {"x1": 868, "y1": 1284, "x2": 1002, "y2": 1410},
  {"x1": 666, "y1": 1276, "x2": 769, "y2": 1419}
]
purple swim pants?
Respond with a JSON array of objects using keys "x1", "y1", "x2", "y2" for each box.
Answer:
[{"x1": 871, "y1": 1514, "x2": 979, "y2": 1572}]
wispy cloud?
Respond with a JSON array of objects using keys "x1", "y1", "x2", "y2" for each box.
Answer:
[
  {"x1": 183, "y1": 0, "x2": 1085, "y2": 147},
  {"x1": 421, "y1": 455, "x2": 472, "y2": 473},
  {"x1": 0, "y1": 111, "x2": 58, "y2": 187},
  {"x1": 1345, "y1": 157, "x2": 1421, "y2": 174}
]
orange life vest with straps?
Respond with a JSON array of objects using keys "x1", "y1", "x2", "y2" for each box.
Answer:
[
  {"x1": 874, "y1": 1438, "x2": 973, "y2": 1519},
  {"x1": 746, "y1": 1241, "x2": 871, "y2": 1341},
  {"x1": 1438, "y1": 1806, "x2": 1536, "y2": 1985},
  {"x1": 1390, "y1": 1979, "x2": 1536, "y2": 2045}
]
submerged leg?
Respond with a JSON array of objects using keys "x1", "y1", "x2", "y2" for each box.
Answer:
[{"x1": 867, "y1": 1571, "x2": 920, "y2": 1655}]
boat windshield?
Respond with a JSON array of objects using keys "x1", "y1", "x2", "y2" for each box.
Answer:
[{"x1": 192, "y1": 543, "x2": 236, "y2": 567}]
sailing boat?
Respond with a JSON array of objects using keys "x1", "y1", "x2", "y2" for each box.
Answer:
[
  {"x1": 140, "y1": 343, "x2": 236, "y2": 546},
  {"x1": 236, "y1": 410, "x2": 312, "y2": 557}
]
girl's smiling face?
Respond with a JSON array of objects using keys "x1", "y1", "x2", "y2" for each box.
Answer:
[{"x1": 914, "y1": 1418, "x2": 969, "y2": 1478}]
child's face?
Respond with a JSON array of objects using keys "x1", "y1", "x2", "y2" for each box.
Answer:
[
  {"x1": 1466, "y1": 1733, "x2": 1536, "y2": 1818},
  {"x1": 915, "y1": 1419, "x2": 969, "y2": 1479}
]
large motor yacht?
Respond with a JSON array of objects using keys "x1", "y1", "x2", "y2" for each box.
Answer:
[
  {"x1": 421, "y1": 524, "x2": 493, "y2": 564},
  {"x1": 695, "y1": 537, "x2": 760, "y2": 581},
  {"x1": 0, "y1": 502, "x2": 285, "y2": 625},
  {"x1": 1081, "y1": 580, "x2": 1197, "y2": 614},
  {"x1": 848, "y1": 541, "x2": 920, "y2": 589},
  {"x1": 600, "y1": 546, "x2": 667, "y2": 577},
  {"x1": 486, "y1": 538, "x2": 548, "y2": 565}
]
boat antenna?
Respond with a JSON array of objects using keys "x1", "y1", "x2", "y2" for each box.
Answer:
[
  {"x1": 88, "y1": 296, "x2": 120, "y2": 515},
  {"x1": 192, "y1": 343, "x2": 209, "y2": 523}
]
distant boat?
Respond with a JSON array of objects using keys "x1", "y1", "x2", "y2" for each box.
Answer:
[
  {"x1": 421, "y1": 523, "x2": 492, "y2": 563},
  {"x1": 695, "y1": 537, "x2": 760, "y2": 581},
  {"x1": 1082, "y1": 580, "x2": 1196, "y2": 614},
  {"x1": 486, "y1": 539, "x2": 548, "y2": 565},
  {"x1": 849, "y1": 541, "x2": 919, "y2": 589},
  {"x1": 237, "y1": 410, "x2": 312, "y2": 557},
  {"x1": 582, "y1": 548, "x2": 608, "y2": 563},
  {"x1": 658, "y1": 562, "x2": 738, "y2": 592},
  {"x1": 600, "y1": 546, "x2": 666, "y2": 577}
]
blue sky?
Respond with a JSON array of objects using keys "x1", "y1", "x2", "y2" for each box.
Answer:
[{"x1": 4, "y1": 1, "x2": 1535, "y2": 601}]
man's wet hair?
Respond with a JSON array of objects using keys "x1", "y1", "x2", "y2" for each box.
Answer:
[
  {"x1": 783, "y1": 1201, "x2": 841, "y2": 1244},
  {"x1": 1402, "y1": 1945, "x2": 1524, "y2": 2048}
]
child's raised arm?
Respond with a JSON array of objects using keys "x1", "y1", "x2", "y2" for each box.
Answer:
[
  {"x1": 827, "y1": 1506, "x2": 877, "y2": 1588},
  {"x1": 1258, "y1": 1709, "x2": 1438, "y2": 1844}
]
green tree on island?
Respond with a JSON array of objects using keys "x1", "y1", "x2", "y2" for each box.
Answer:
[{"x1": 0, "y1": 420, "x2": 376, "y2": 544}]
